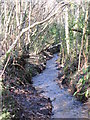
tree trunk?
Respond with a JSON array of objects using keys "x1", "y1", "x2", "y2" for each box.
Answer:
[
  {"x1": 65, "y1": 6, "x2": 69, "y2": 55},
  {"x1": 28, "y1": 0, "x2": 32, "y2": 43},
  {"x1": 74, "y1": 5, "x2": 80, "y2": 54},
  {"x1": 78, "y1": 7, "x2": 88, "y2": 71},
  {"x1": 16, "y1": 0, "x2": 19, "y2": 27}
]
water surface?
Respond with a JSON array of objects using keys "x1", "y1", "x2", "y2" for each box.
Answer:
[{"x1": 32, "y1": 54, "x2": 88, "y2": 118}]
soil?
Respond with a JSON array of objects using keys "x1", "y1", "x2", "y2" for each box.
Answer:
[
  {"x1": 2, "y1": 44, "x2": 60, "y2": 119},
  {"x1": 56, "y1": 60, "x2": 90, "y2": 110},
  {"x1": 2, "y1": 53, "x2": 52, "y2": 120}
]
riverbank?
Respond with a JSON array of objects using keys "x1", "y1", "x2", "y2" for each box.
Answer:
[
  {"x1": 2, "y1": 44, "x2": 60, "y2": 119},
  {"x1": 2, "y1": 53, "x2": 52, "y2": 119},
  {"x1": 32, "y1": 54, "x2": 88, "y2": 118},
  {"x1": 2, "y1": 43, "x2": 89, "y2": 119},
  {"x1": 56, "y1": 55, "x2": 90, "y2": 108}
]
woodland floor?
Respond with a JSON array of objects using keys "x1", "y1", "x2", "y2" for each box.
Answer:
[
  {"x1": 2, "y1": 46, "x2": 58, "y2": 120},
  {"x1": 56, "y1": 60, "x2": 90, "y2": 110},
  {"x1": 2, "y1": 45, "x2": 90, "y2": 119}
]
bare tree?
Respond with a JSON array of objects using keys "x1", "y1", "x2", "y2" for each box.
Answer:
[
  {"x1": 65, "y1": 5, "x2": 69, "y2": 55},
  {"x1": 78, "y1": 6, "x2": 88, "y2": 71}
]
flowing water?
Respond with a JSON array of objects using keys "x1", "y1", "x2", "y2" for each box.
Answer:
[{"x1": 32, "y1": 54, "x2": 88, "y2": 119}]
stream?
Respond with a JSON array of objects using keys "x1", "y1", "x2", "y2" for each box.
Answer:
[{"x1": 32, "y1": 54, "x2": 88, "y2": 119}]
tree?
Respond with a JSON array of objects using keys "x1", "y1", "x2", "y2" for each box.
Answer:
[
  {"x1": 78, "y1": 6, "x2": 89, "y2": 71},
  {"x1": 0, "y1": 0, "x2": 67, "y2": 77},
  {"x1": 65, "y1": 5, "x2": 69, "y2": 55}
]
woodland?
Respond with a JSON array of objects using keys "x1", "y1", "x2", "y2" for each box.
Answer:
[{"x1": 0, "y1": 0, "x2": 90, "y2": 119}]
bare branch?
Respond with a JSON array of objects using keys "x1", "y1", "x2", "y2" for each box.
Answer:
[{"x1": 4, "y1": 4, "x2": 67, "y2": 57}]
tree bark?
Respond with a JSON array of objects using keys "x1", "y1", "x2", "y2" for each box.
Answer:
[
  {"x1": 65, "y1": 6, "x2": 69, "y2": 55},
  {"x1": 78, "y1": 8, "x2": 88, "y2": 71},
  {"x1": 3, "y1": 3, "x2": 66, "y2": 58}
]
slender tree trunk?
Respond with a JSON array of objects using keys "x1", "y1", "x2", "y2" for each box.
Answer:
[
  {"x1": 28, "y1": 0, "x2": 32, "y2": 43},
  {"x1": 20, "y1": 1, "x2": 28, "y2": 51},
  {"x1": 4, "y1": 1, "x2": 7, "y2": 26},
  {"x1": 16, "y1": 0, "x2": 21, "y2": 51},
  {"x1": 65, "y1": 6, "x2": 69, "y2": 55},
  {"x1": 4, "y1": 1, "x2": 8, "y2": 51},
  {"x1": 86, "y1": 36, "x2": 88, "y2": 54},
  {"x1": 78, "y1": 8, "x2": 88, "y2": 71},
  {"x1": 61, "y1": 43, "x2": 65, "y2": 66},
  {"x1": 16, "y1": 0, "x2": 19, "y2": 27},
  {"x1": 74, "y1": 5, "x2": 79, "y2": 54}
]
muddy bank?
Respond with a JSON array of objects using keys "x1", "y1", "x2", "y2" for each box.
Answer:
[
  {"x1": 2, "y1": 44, "x2": 60, "y2": 119},
  {"x1": 2, "y1": 53, "x2": 52, "y2": 119},
  {"x1": 3, "y1": 84, "x2": 52, "y2": 120},
  {"x1": 56, "y1": 57, "x2": 90, "y2": 108}
]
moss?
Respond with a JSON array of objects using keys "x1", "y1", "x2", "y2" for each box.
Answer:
[{"x1": 73, "y1": 67, "x2": 90, "y2": 102}]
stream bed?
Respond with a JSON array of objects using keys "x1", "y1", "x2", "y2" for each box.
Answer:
[{"x1": 32, "y1": 54, "x2": 88, "y2": 119}]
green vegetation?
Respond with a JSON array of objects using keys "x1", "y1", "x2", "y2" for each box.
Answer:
[{"x1": 0, "y1": 0, "x2": 89, "y2": 119}]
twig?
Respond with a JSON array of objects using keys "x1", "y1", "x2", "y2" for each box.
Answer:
[
  {"x1": 71, "y1": 28, "x2": 90, "y2": 35},
  {"x1": 16, "y1": 78, "x2": 25, "y2": 86},
  {"x1": 13, "y1": 63, "x2": 26, "y2": 72},
  {"x1": 3, "y1": 3, "x2": 67, "y2": 58}
]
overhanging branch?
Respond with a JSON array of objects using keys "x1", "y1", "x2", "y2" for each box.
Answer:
[{"x1": 4, "y1": 3, "x2": 67, "y2": 57}]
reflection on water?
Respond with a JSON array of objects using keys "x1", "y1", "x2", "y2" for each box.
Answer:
[{"x1": 32, "y1": 54, "x2": 88, "y2": 118}]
